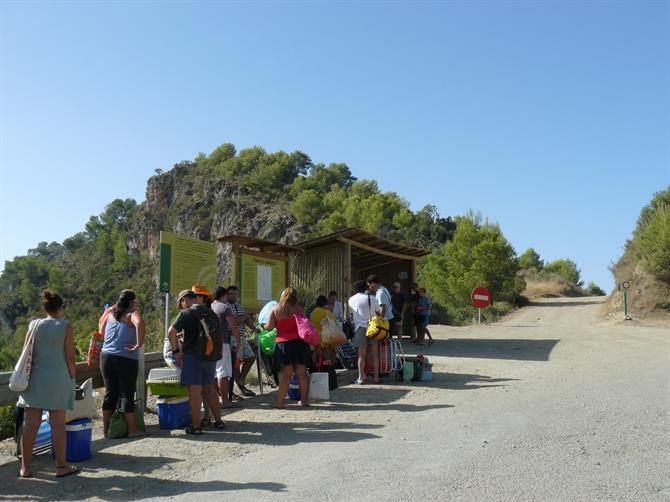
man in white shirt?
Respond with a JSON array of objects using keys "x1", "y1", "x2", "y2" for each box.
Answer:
[
  {"x1": 367, "y1": 274, "x2": 395, "y2": 337},
  {"x1": 348, "y1": 279, "x2": 380, "y2": 384}
]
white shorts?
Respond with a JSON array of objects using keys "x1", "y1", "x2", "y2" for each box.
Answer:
[{"x1": 215, "y1": 343, "x2": 232, "y2": 379}]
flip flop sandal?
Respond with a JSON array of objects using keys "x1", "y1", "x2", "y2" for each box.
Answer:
[
  {"x1": 17, "y1": 471, "x2": 33, "y2": 479},
  {"x1": 238, "y1": 386, "x2": 256, "y2": 396},
  {"x1": 185, "y1": 424, "x2": 203, "y2": 435},
  {"x1": 127, "y1": 431, "x2": 150, "y2": 439},
  {"x1": 56, "y1": 465, "x2": 79, "y2": 478},
  {"x1": 200, "y1": 418, "x2": 212, "y2": 427},
  {"x1": 213, "y1": 421, "x2": 226, "y2": 430}
]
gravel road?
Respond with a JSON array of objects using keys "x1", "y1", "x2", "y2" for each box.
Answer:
[{"x1": 1, "y1": 296, "x2": 668, "y2": 501}]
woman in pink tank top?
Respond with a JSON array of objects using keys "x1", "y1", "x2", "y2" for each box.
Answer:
[{"x1": 264, "y1": 287, "x2": 311, "y2": 408}]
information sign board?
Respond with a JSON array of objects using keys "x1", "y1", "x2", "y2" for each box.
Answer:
[
  {"x1": 159, "y1": 231, "x2": 217, "y2": 295},
  {"x1": 238, "y1": 252, "x2": 287, "y2": 312}
]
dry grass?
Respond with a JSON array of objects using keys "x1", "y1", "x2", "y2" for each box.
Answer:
[{"x1": 521, "y1": 271, "x2": 584, "y2": 299}]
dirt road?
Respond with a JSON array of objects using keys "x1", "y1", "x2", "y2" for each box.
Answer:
[{"x1": 1, "y1": 297, "x2": 668, "y2": 501}]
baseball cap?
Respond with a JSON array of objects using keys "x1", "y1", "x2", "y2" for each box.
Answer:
[
  {"x1": 176, "y1": 289, "x2": 196, "y2": 306},
  {"x1": 392, "y1": 282, "x2": 401, "y2": 288}
]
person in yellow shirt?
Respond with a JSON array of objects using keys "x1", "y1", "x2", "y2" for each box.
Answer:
[{"x1": 310, "y1": 295, "x2": 336, "y2": 368}]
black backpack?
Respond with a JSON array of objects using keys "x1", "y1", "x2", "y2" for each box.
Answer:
[{"x1": 193, "y1": 307, "x2": 223, "y2": 361}]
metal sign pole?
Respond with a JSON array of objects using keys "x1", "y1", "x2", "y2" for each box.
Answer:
[
  {"x1": 164, "y1": 293, "x2": 170, "y2": 339},
  {"x1": 256, "y1": 332, "x2": 264, "y2": 395},
  {"x1": 478, "y1": 308, "x2": 481, "y2": 324},
  {"x1": 624, "y1": 290, "x2": 628, "y2": 319}
]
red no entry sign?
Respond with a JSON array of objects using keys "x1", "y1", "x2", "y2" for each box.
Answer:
[{"x1": 471, "y1": 287, "x2": 492, "y2": 308}]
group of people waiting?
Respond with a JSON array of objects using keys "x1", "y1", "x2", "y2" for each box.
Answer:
[{"x1": 15, "y1": 277, "x2": 432, "y2": 475}]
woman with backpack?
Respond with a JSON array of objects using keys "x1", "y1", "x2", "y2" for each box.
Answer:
[
  {"x1": 100, "y1": 289, "x2": 146, "y2": 438},
  {"x1": 264, "y1": 287, "x2": 311, "y2": 409}
]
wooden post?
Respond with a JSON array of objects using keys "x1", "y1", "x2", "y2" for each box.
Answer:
[{"x1": 344, "y1": 242, "x2": 351, "y2": 320}]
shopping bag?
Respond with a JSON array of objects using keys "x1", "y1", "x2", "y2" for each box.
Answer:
[
  {"x1": 320, "y1": 317, "x2": 347, "y2": 348},
  {"x1": 9, "y1": 320, "x2": 40, "y2": 392},
  {"x1": 108, "y1": 410, "x2": 128, "y2": 439},
  {"x1": 66, "y1": 378, "x2": 97, "y2": 422},
  {"x1": 308, "y1": 372, "x2": 329, "y2": 400},
  {"x1": 366, "y1": 315, "x2": 390, "y2": 341}
]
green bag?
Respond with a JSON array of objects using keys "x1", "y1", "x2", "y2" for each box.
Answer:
[
  {"x1": 258, "y1": 327, "x2": 277, "y2": 355},
  {"x1": 108, "y1": 402, "x2": 145, "y2": 439},
  {"x1": 108, "y1": 410, "x2": 128, "y2": 439}
]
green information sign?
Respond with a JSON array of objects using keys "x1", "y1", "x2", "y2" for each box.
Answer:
[
  {"x1": 238, "y1": 252, "x2": 287, "y2": 312},
  {"x1": 159, "y1": 231, "x2": 217, "y2": 295}
]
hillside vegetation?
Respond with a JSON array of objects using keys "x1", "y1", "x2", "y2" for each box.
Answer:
[
  {"x1": 606, "y1": 187, "x2": 670, "y2": 319},
  {"x1": 0, "y1": 143, "x2": 594, "y2": 371}
]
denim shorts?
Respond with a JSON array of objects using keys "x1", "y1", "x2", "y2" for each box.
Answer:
[{"x1": 180, "y1": 353, "x2": 216, "y2": 386}]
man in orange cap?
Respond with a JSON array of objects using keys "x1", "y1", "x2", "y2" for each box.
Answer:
[{"x1": 167, "y1": 286, "x2": 224, "y2": 435}]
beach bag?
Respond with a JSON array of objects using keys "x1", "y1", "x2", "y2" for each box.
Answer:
[
  {"x1": 9, "y1": 320, "x2": 40, "y2": 392},
  {"x1": 320, "y1": 317, "x2": 347, "y2": 348},
  {"x1": 308, "y1": 372, "x2": 330, "y2": 400},
  {"x1": 295, "y1": 315, "x2": 320, "y2": 346},
  {"x1": 365, "y1": 294, "x2": 390, "y2": 341},
  {"x1": 66, "y1": 378, "x2": 97, "y2": 422},
  {"x1": 258, "y1": 327, "x2": 277, "y2": 355},
  {"x1": 194, "y1": 309, "x2": 223, "y2": 361}
]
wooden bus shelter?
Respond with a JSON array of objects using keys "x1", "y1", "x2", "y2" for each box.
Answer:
[{"x1": 291, "y1": 228, "x2": 431, "y2": 298}]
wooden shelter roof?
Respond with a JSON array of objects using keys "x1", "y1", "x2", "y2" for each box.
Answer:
[
  {"x1": 297, "y1": 228, "x2": 430, "y2": 264},
  {"x1": 217, "y1": 235, "x2": 301, "y2": 254}
]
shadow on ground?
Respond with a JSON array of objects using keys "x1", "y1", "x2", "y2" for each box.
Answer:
[
  {"x1": 422, "y1": 338, "x2": 560, "y2": 361},
  {"x1": 0, "y1": 451, "x2": 287, "y2": 501}
]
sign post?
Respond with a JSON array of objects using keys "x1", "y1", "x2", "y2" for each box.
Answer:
[
  {"x1": 470, "y1": 287, "x2": 492, "y2": 323},
  {"x1": 621, "y1": 280, "x2": 631, "y2": 320}
]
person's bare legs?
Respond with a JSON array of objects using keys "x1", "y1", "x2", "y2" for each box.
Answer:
[
  {"x1": 218, "y1": 377, "x2": 235, "y2": 407},
  {"x1": 274, "y1": 366, "x2": 292, "y2": 408},
  {"x1": 425, "y1": 326, "x2": 433, "y2": 344},
  {"x1": 19, "y1": 407, "x2": 41, "y2": 477},
  {"x1": 238, "y1": 357, "x2": 255, "y2": 384},
  {"x1": 49, "y1": 410, "x2": 76, "y2": 475},
  {"x1": 102, "y1": 410, "x2": 112, "y2": 438},
  {"x1": 124, "y1": 409, "x2": 140, "y2": 436},
  {"x1": 371, "y1": 341, "x2": 380, "y2": 383},
  {"x1": 187, "y1": 385, "x2": 203, "y2": 428},
  {"x1": 356, "y1": 346, "x2": 367, "y2": 383},
  {"x1": 203, "y1": 385, "x2": 222, "y2": 423},
  {"x1": 294, "y1": 364, "x2": 309, "y2": 406}
]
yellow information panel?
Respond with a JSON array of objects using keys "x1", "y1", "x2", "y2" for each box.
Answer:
[
  {"x1": 159, "y1": 231, "x2": 217, "y2": 295},
  {"x1": 238, "y1": 252, "x2": 287, "y2": 312}
]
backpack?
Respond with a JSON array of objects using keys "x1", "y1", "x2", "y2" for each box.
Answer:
[{"x1": 193, "y1": 307, "x2": 223, "y2": 361}]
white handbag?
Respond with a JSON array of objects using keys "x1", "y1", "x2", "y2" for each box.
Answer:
[
  {"x1": 308, "y1": 372, "x2": 330, "y2": 401},
  {"x1": 9, "y1": 319, "x2": 40, "y2": 392}
]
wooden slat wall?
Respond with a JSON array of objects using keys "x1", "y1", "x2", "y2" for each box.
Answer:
[
  {"x1": 354, "y1": 259, "x2": 414, "y2": 296},
  {"x1": 291, "y1": 243, "x2": 349, "y2": 302}
]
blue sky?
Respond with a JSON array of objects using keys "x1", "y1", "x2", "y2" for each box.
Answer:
[{"x1": 1, "y1": 1, "x2": 668, "y2": 291}]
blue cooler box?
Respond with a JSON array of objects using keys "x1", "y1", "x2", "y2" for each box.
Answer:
[
  {"x1": 64, "y1": 418, "x2": 93, "y2": 462},
  {"x1": 157, "y1": 396, "x2": 191, "y2": 429},
  {"x1": 287, "y1": 377, "x2": 300, "y2": 400}
]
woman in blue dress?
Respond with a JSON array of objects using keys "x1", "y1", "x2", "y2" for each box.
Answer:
[{"x1": 18, "y1": 290, "x2": 78, "y2": 478}]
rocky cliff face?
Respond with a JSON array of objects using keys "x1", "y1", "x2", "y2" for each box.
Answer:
[{"x1": 127, "y1": 162, "x2": 308, "y2": 272}]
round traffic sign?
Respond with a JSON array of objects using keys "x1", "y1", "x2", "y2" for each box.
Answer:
[
  {"x1": 622, "y1": 281, "x2": 630, "y2": 290},
  {"x1": 471, "y1": 287, "x2": 492, "y2": 308}
]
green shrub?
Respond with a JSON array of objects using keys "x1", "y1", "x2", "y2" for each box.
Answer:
[
  {"x1": 545, "y1": 259, "x2": 582, "y2": 286},
  {"x1": 586, "y1": 282, "x2": 606, "y2": 296},
  {"x1": 0, "y1": 404, "x2": 15, "y2": 441},
  {"x1": 636, "y1": 204, "x2": 670, "y2": 284}
]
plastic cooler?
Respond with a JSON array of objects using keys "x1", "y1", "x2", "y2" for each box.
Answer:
[
  {"x1": 60, "y1": 419, "x2": 93, "y2": 462},
  {"x1": 157, "y1": 396, "x2": 191, "y2": 429},
  {"x1": 33, "y1": 411, "x2": 51, "y2": 455},
  {"x1": 287, "y1": 376, "x2": 300, "y2": 400},
  {"x1": 147, "y1": 367, "x2": 188, "y2": 397}
]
